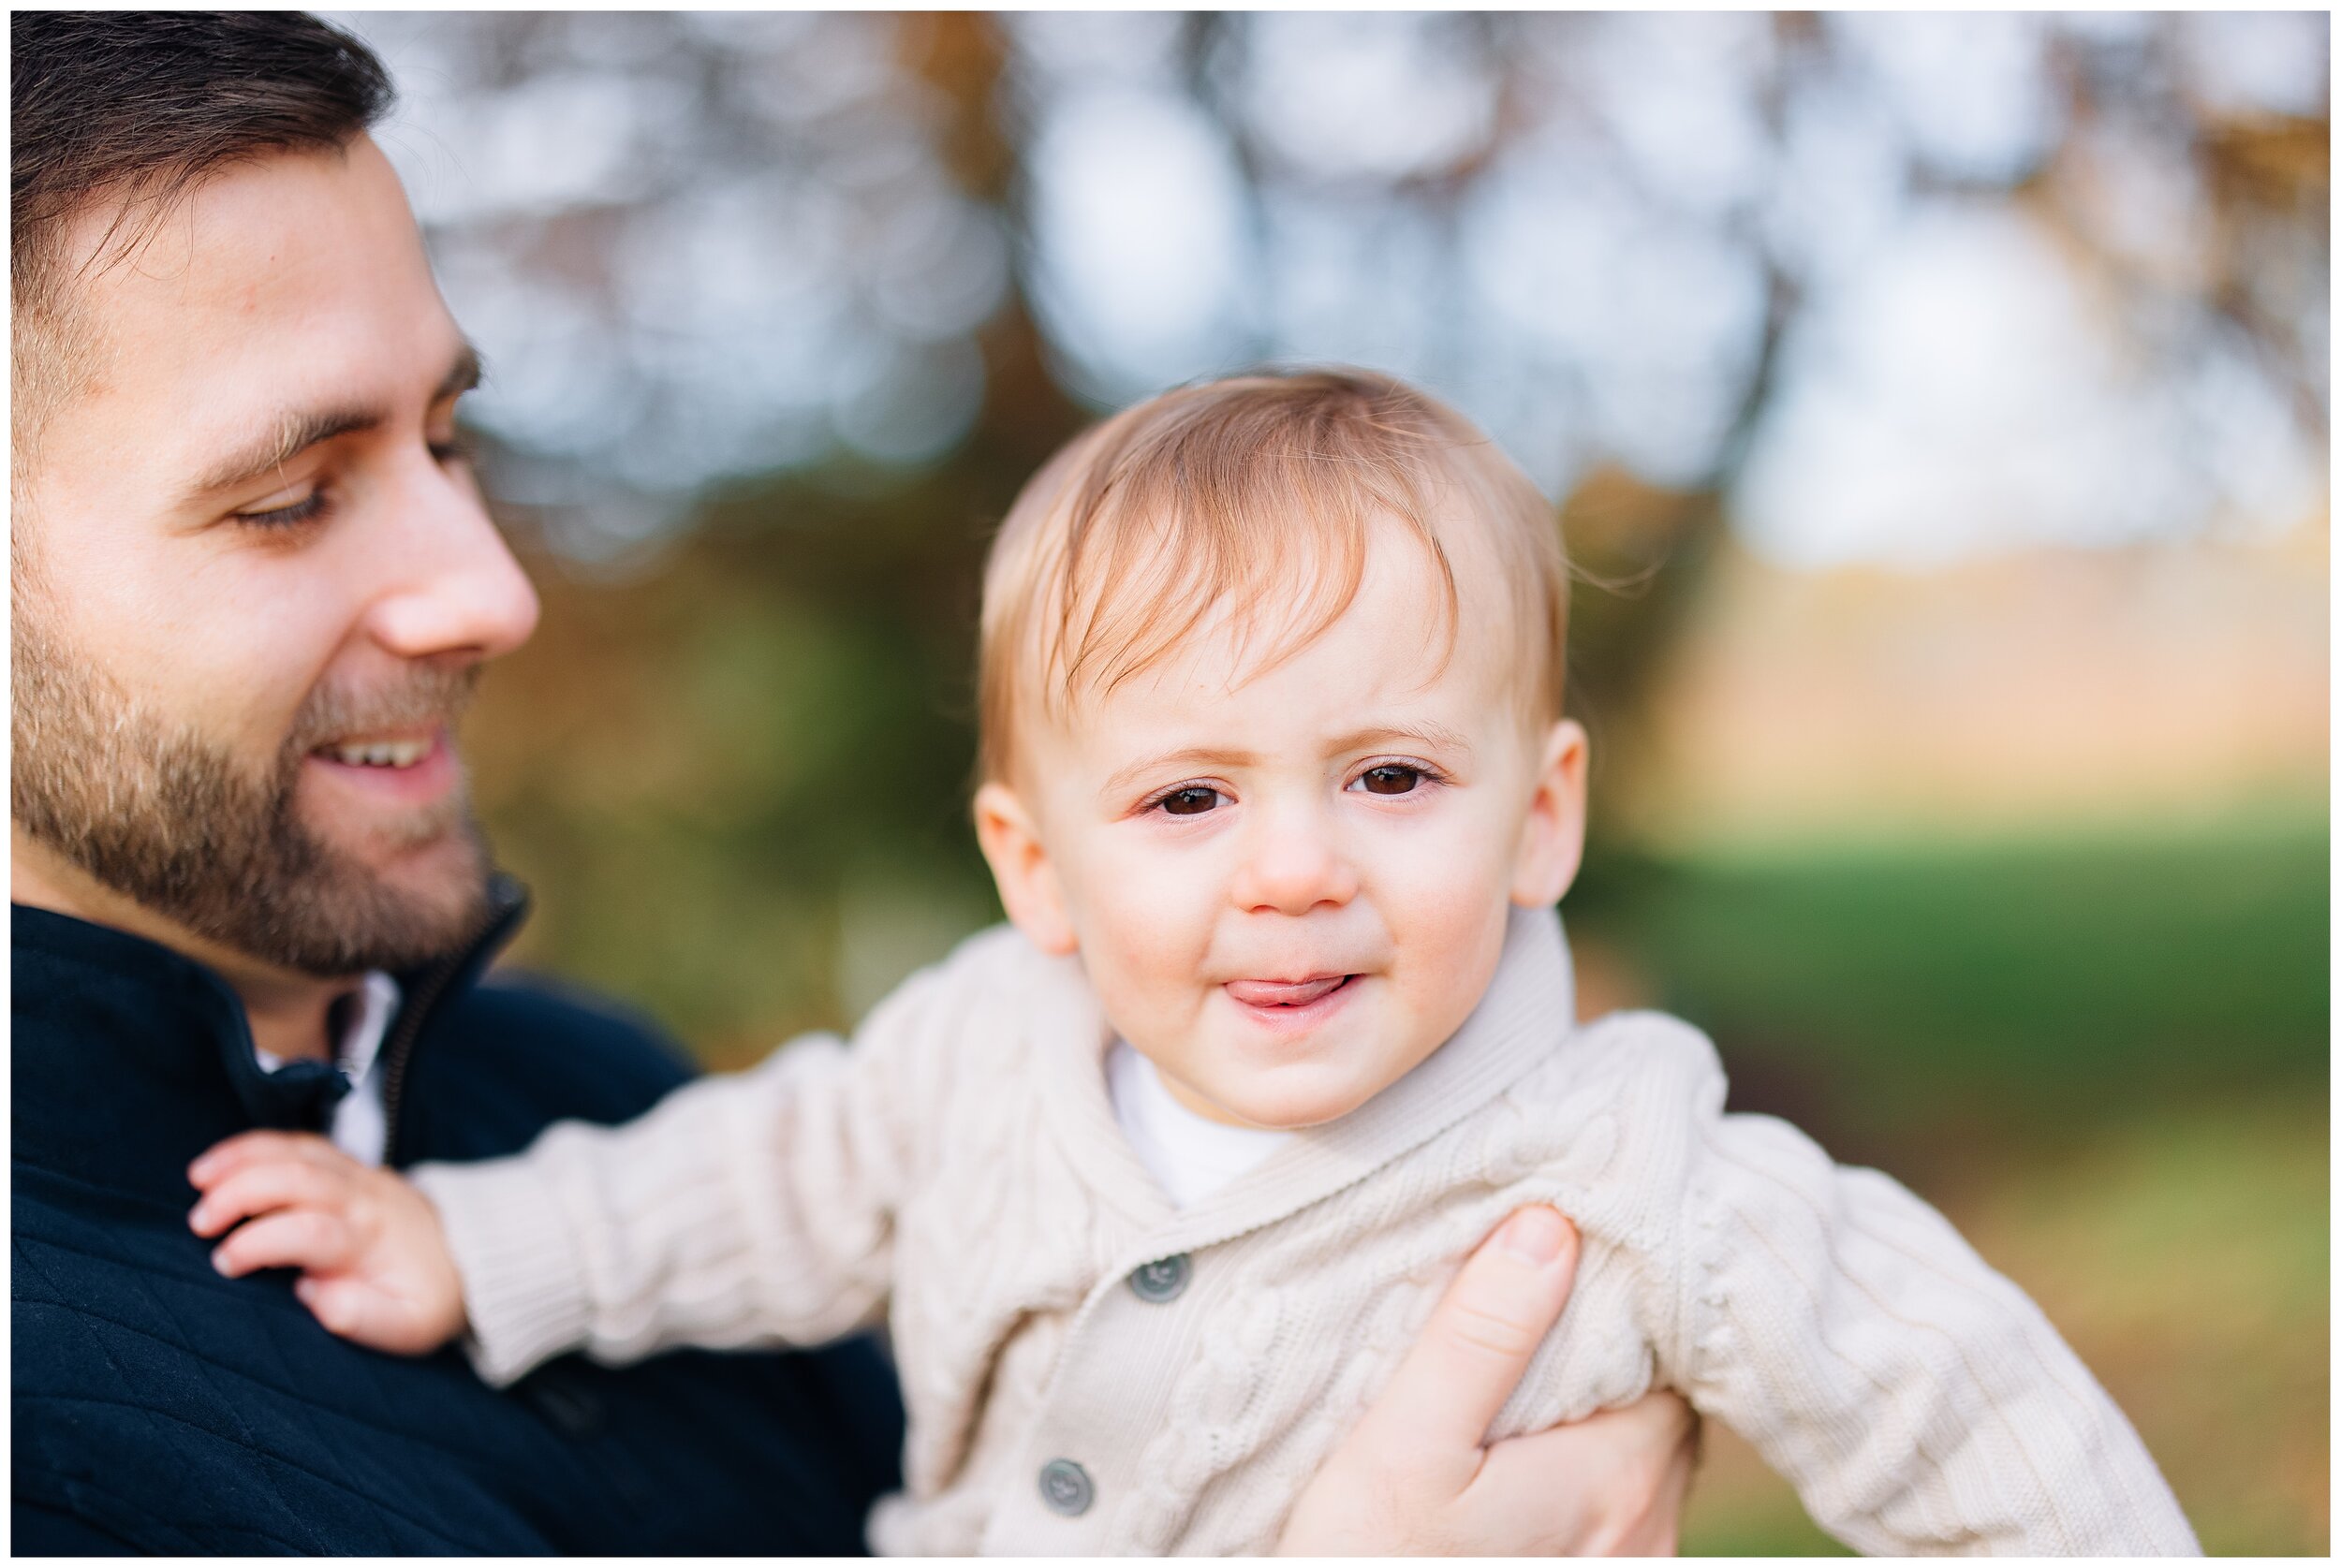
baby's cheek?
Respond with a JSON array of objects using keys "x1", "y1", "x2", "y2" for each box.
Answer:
[
  {"x1": 1069, "y1": 872, "x2": 1215, "y2": 1027},
  {"x1": 1381, "y1": 850, "x2": 1514, "y2": 1027}
]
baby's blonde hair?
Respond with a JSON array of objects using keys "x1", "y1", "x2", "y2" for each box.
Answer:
[{"x1": 978, "y1": 368, "x2": 1568, "y2": 784}]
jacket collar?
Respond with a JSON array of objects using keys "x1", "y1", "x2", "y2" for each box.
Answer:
[
  {"x1": 1029, "y1": 903, "x2": 1578, "y2": 1268},
  {"x1": 10, "y1": 874, "x2": 529, "y2": 1151}
]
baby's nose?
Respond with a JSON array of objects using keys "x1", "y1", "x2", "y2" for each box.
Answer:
[{"x1": 1229, "y1": 826, "x2": 1360, "y2": 915}]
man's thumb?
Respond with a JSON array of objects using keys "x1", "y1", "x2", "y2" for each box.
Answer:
[{"x1": 1357, "y1": 1206, "x2": 1582, "y2": 1457}]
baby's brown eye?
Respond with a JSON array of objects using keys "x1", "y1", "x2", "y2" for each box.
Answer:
[
  {"x1": 1360, "y1": 766, "x2": 1421, "y2": 796},
  {"x1": 1159, "y1": 786, "x2": 1221, "y2": 815}
]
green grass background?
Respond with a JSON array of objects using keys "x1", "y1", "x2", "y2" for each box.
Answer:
[{"x1": 1575, "y1": 811, "x2": 2330, "y2": 1554}]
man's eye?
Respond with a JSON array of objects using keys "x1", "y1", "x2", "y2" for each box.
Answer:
[
  {"x1": 232, "y1": 490, "x2": 331, "y2": 530},
  {"x1": 1356, "y1": 765, "x2": 1423, "y2": 796},
  {"x1": 1156, "y1": 786, "x2": 1223, "y2": 816}
]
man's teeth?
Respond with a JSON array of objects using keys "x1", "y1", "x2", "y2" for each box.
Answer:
[{"x1": 326, "y1": 740, "x2": 430, "y2": 769}]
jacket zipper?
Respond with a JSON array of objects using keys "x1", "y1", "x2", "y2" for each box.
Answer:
[{"x1": 378, "y1": 877, "x2": 529, "y2": 1168}]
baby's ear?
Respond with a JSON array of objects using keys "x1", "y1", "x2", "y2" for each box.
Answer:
[
  {"x1": 973, "y1": 782, "x2": 1079, "y2": 955},
  {"x1": 1510, "y1": 719, "x2": 1590, "y2": 908}
]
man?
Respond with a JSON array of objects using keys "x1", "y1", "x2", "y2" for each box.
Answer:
[{"x1": 11, "y1": 13, "x2": 1693, "y2": 1555}]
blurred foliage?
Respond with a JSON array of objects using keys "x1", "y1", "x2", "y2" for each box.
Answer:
[
  {"x1": 349, "y1": 12, "x2": 2330, "y2": 585},
  {"x1": 474, "y1": 470, "x2": 1022, "y2": 1060}
]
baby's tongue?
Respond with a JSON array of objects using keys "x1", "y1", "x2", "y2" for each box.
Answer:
[{"x1": 1226, "y1": 975, "x2": 1347, "y2": 1007}]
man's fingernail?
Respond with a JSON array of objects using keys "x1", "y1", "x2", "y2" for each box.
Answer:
[
  {"x1": 188, "y1": 1204, "x2": 212, "y2": 1232},
  {"x1": 211, "y1": 1248, "x2": 233, "y2": 1276},
  {"x1": 1501, "y1": 1207, "x2": 1568, "y2": 1265}
]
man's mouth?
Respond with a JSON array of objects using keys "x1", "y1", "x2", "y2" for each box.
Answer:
[
  {"x1": 1224, "y1": 974, "x2": 1354, "y2": 1008},
  {"x1": 302, "y1": 726, "x2": 461, "y2": 810},
  {"x1": 317, "y1": 734, "x2": 436, "y2": 769}
]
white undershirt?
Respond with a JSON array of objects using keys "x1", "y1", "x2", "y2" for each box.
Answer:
[
  {"x1": 250, "y1": 970, "x2": 402, "y2": 1166},
  {"x1": 1104, "y1": 1039, "x2": 1296, "y2": 1209}
]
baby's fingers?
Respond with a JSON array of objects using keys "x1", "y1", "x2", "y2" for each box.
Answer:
[
  {"x1": 295, "y1": 1277, "x2": 449, "y2": 1356},
  {"x1": 189, "y1": 1130, "x2": 341, "y2": 1190},
  {"x1": 210, "y1": 1209, "x2": 356, "y2": 1280},
  {"x1": 190, "y1": 1159, "x2": 351, "y2": 1238}
]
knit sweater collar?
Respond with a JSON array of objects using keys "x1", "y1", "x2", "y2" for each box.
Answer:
[{"x1": 1030, "y1": 904, "x2": 1577, "y2": 1268}]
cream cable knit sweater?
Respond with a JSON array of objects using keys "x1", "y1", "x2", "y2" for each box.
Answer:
[{"x1": 412, "y1": 908, "x2": 2198, "y2": 1556}]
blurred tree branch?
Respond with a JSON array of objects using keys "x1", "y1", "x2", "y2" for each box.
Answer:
[{"x1": 350, "y1": 9, "x2": 2326, "y2": 1041}]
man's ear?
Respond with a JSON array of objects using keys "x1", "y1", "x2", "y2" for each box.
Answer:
[
  {"x1": 973, "y1": 780, "x2": 1079, "y2": 955},
  {"x1": 1510, "y1": 719, "x2": 1590, "y2": 908}
]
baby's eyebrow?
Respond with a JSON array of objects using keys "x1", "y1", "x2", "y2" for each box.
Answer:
[
  {"x1": 1100, "y1": 724, "x2": 1476, "y2": 800},
  {"x1": 1101, "y1": 747, "x2": 1259, "y2": 800},
  {"x1": 1324, "y1": 722, "x2": 1476, "y2": 760}
]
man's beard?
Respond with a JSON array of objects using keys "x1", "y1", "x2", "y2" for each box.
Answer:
[{"x1": 12, "y1": 613, "x2": 495, "y2": 976}]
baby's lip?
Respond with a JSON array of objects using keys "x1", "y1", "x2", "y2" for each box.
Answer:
[{"x1": 1225, "y1": 975, "x2": 1351, "y2": 1008}]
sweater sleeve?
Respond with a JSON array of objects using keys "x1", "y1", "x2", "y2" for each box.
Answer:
[
  {"x1": 408, "y1": 943, "x2": 977, "y2": 1387},
  {"x1": 1674, "y1": 1101, "x2": 2201, "y2": 1555}
]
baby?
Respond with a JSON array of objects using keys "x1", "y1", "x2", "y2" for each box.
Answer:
[{"x1": 189, "y1": 371, "x2": 2198, "y2": 1555}]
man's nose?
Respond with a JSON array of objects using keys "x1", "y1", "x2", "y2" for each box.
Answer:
[
  {"x1": 362, "y1": 453, "x2": 540, "y2": 664},
  {"x1": 1229, "y1": 808, "x2": 1360, "y2": 916}
]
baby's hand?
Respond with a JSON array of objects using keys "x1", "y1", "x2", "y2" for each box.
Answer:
[{"x1": 188, "y1": 1132, "x2": 466, "y2": 1356}]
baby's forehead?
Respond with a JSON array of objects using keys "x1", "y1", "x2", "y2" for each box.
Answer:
[
  {"x1": 1051, "y1": 519, "x2": 1529, "y2": 741},
  {"x1": 977, "y1": 372, "x2": 1570, "y2": 787}
]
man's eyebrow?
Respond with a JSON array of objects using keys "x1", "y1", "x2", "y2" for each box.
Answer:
[
  {"x1": 189, "y1": 341, "x2": 485, "y2": 498},
  {"x1": 192, "y1": 404, "x2": 383, "y2": 496}
]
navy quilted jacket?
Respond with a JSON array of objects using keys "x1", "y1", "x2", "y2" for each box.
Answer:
[{"x1": 12, "y1": 885, "x2": 905, "y2": 1554}]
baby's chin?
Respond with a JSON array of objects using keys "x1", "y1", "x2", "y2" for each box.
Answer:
[{"x1": 1182, "y1": 1050, "x2": 1419, "y2": 1131}]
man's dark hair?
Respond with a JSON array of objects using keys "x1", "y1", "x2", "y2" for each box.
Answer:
[{"x1": 11, "y1": 12, "x2": 394, "y2": 459}]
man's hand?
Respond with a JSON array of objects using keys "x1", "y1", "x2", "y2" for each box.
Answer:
[
  {"x1": 1277, "y1": 1206, "x2": 1699, "y2": 1555},
  {"x1": 187, "y1": 1132, "x2": 466, "y2": 1356}
]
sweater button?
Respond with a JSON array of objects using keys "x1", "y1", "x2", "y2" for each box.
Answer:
[
  {"x1": 1127, "y1": 1253, "x2": 1190, "y2": 1303},
  {"x1": 1038, "y1": 1458, "x2": 1094, "y2": 1516}
]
